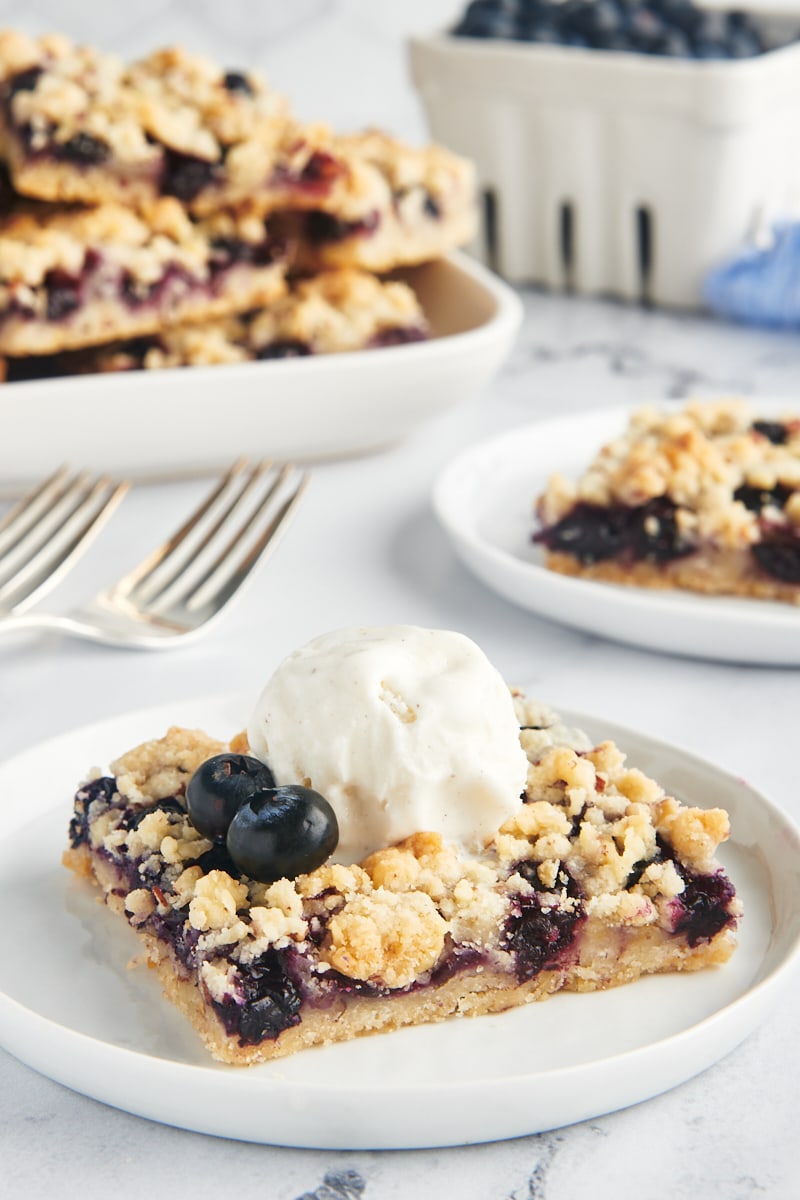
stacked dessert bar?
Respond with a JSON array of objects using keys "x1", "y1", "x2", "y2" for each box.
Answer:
[{"x1": 0, "y1": 31, "x2": 476, "y2": 379}]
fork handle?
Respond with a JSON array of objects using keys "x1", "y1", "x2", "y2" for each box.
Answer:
[
  {"x1": 0, "y1": 610, "x2": 103, "y2": 641},
  {"x1": 0, "y1": 607, "x2": 189, "y2": 649}
]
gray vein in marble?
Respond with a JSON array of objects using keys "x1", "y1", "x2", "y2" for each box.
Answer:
[
  {"x1": 294, "y1": 1168, "x2": 366, "y2": 1200},
  {"x1": 508, "y1": 338, "x2": 752, "y2": 400}
]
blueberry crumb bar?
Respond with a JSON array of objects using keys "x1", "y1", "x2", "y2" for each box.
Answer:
[
  {"x1": 0, "y1": 33, "x2": 348, "y2": 216},
  {"x1": 282, "y1": 131, "x2": 477, "y2": 272},
  {"x1": 2, "y1": 268, "x2": 428, "y2": 376},
  {"x1": 0, "y1": 195, "x2": 287, "y2": 354},
  {"x1": 535, "y1": 399, "x2": 800, "y2": 603},
  {"x1": 63, "y1": 696, "x2": 740, "y2": 1066}
]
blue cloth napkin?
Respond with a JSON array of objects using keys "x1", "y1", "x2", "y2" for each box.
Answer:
[{"x1": 704, "y1": 222, "x2": 800, "y2": 329}]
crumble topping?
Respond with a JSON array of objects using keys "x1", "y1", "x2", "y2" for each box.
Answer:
[
  {"x1": 322, "y1": 890, "x2": 447, "y2": 989},
  {"x1": 0, "y1": 33, "x2": 295, "y2": 182},
  {"x1": 0, "y1": 197, "x2": 279, "y2": 292},
  {"x1": 334, "y1": 129, "x2": 475, "y2": 215},
  {"x1": 111, "y1": 726, "x2": 225, "y2": 805}
]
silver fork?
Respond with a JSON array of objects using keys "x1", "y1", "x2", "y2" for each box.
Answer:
[
  {"x1": 0, "y1": 467, "x2": 129, "y2": 614},
  {"x1": 0, "y1": 459, "x2": 309, "y2": 649}
]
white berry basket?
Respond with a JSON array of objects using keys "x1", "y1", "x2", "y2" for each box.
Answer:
[{"x1": 409, "y1": 10, "x2": 800, "y2": 308}]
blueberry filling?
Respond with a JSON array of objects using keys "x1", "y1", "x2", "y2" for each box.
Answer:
[
  {"x1": 68, "y1": 775, "x2": 119, "y2": 847},
  {"x1": 752, "y1": 529, "x2": 800, "y2": 583},
  {"x1": 149, "y1": 905, "x2": 205, "y2": 970},
  {"x1": 213, "y1": 949, "x2": 303, "y2": 1044},
  {"x1": 209, "y1": 234, "x2": 284, "y2": 268},
  {"x1": 751, "y1": 419, "x2": 789, "y2": 445},
  {"x1": 368, "y1": 326, "x2": 428, "y2": 349},
  {"x1": 222, "y1": 70, "x2": 253, "y2": 96},
  {"x1": 44, "y1": 269, "x2": 82, "y2": 321},
  {"x1": 58, "y1": 131, "x2": 110, "y2": 166},
  {"x1": 304, "y1": 210, "x2": 381, "y2": 244},
  {"x1": 4, "y1": 65, "x2": 44, "y2": 99},
  {"x1": 160, "y1": 147, "x2": 220, "y2": 202},
  {"x1": 296, "y1": 150, "x2": 343, "y2": 192},
  {"x1": 256, "y1": 339, "x2": 312, "y2": 359},
  {"x1": 657, "y1": 837, "x2": 737, "y2": 946},
  {"x1": 534, "y1": 496, "x2": 694, "y2": 564},
  {"x1": 733, "y1": 482, "x2": 793, "y2": 512},
  {"x1": 423, "y1": 192, "x2": 442, "y2": 220},
  {"x1": 505, "y1": 861, "x2": 585, "y2": 981},
  {"x1": 122, "y1": 797, "x2": 186, "y2": 832}
]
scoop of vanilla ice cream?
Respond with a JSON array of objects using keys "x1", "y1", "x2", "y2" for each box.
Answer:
[{"x1": 246, "y1": 625, "x2": 528, "y2": 865}]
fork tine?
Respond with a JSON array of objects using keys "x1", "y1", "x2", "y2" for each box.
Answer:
[
  {"x1": 137, "y1": 461, "x2": 282, "y2": 610},
  {"x1": 110, "y1": 457, "x2": 251, "y2": 602},
  {"x1": 0, "y1": 476, "x2": 129, "y2": 612},
  {"x1": 183, "y1": 467, "x2": 309, "y2": 615},
  {"x1": 0, "y1": 465, "x2": 73, "y2": 556}
]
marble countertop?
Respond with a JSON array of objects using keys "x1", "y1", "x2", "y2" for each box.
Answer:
[{"x1": 1, "y1": 2, "x2": 799, "y2": 1197}]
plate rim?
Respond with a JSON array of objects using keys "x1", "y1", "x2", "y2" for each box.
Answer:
[{"x1": 1, "y1": 690, "x2": 799, "y2": 1147}]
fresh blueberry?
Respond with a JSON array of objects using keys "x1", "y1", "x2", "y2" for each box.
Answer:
[
  {"x1": 226, "y1": 784, "x2": 339, "y2": 883},
  {"x1": 187, "y1": 753, "x2": 276, "y2": 843}
]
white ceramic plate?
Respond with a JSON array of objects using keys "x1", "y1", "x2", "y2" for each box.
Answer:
[
  {"x1": 0, "y1": 252, "x2": 522, "y2": 492},
  {"x1": 433, "y1": 402, "x2": 800, "y2": 665},
  {"x1": 1, "y1": 692, "x2": 798, "y2": 1149}
]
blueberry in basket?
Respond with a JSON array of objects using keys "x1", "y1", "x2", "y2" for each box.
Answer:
[{"x1": 451, "y1": 0, "x2": 796, "y2": 59}]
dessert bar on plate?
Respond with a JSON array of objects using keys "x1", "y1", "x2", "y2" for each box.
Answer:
[
  {"x1": 534, "y1": 399, "x2": 800, "y2": 603},
  {"x1": 0, "y1": 34, "x2": 349, "y2": 215},
  {"x1": 1, "y1": 268, "x2": 429, "y2": 378},
  {"x1": 63, "y1": 626, "x2": 740, "y2": 1066},
  {"x1": 0, "y1": 192, "x2": 287, "y2": 354}
]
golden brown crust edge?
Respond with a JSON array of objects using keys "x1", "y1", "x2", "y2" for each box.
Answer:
[{"x1": 543, "y1": 549, "x2": 800, "y2": 605}]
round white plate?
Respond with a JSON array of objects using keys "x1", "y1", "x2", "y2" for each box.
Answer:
[
  {"x1": 433, "y1": 402, "x2": 800, "y2": 665},
  {"x1": 1, "y1": 692, "x2": 798, "y2": 1150},
  {"x1": 0, "y1": 252, "x2": 522, "y2": 493}
]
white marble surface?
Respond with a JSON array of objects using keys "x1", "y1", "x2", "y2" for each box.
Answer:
[{"x1": 2, "y1": 3, "x2": 800, "y2": 1198}]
